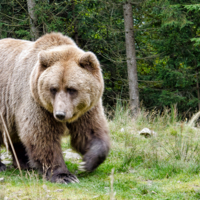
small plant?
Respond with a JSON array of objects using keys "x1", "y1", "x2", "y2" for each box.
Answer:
[
  {"x1": 139, "y1": 185, "x2": 149, "y2": 195},
  {"x1": 169, "y1": 127, "x2": 178, "y2": 136}
]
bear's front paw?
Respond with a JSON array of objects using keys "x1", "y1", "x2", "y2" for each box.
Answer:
[
  {"x1": 0, "y1": 162, "x2": 6, "y2": 172},
  {"x1": 79, "y1": 152, "x2": 107, "y2": 172},
  {"x1": 51, "y1": 173, "x2": 79, "y2": 184},
  {"x1": 78, "y1": 138, "x2": 109, "y2": 172}
]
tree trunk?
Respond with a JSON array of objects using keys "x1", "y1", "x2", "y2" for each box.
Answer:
[
  {"x1": 0, "y1": 5, "x2": 2, "y2": 39},
  {"x1": 72, "y1": 0, "x2": 79, "y2": 45},
  {"x1": 123, "y1": 2, "x2": 139, "y2": 116},
  {"x1": 196, "y1": 71, "x2": 200, "y2": 110},
  {"x1": 27, "y1": 0, "x2": 39, "y2": 41}
]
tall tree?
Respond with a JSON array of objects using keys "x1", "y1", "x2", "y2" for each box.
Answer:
[
  {"x1": 27, "y1": 0, "x2": 39, "y2": 40},
  {"x1": 140, "y1": 0, "x2": 200, "y2": 115},
  {"x1": 123, "y1": 2, "x2": 139, "y2": 115}
]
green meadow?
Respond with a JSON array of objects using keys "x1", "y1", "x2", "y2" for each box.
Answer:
[{"x1": 1, "y1": 103, "x2": 200, "y2": 199}]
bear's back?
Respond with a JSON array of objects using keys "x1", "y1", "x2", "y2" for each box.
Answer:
[
  {"x1": 0, "y1": 33, "x2": 76, "y2": 71},
  {"x1": 34, "y1": 32, "x2": 76, "y2": 51},
  {"x1": 0, "y1": 38, "x2": 34, "y2": 119},
  {"x1": 0, "y1": 33, "x2": 76, "y2": 86},
  {"x1": 0, "y1": 38, "x2": 32, "y2": 68}
]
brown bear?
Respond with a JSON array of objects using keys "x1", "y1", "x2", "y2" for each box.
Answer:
[{"x1": 0, "y1": 33, "x2": 110, "y2": 184}]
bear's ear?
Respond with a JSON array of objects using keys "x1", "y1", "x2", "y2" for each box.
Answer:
[{"x1": 79, "y1": 52, "x2": 100, "y2": 73}]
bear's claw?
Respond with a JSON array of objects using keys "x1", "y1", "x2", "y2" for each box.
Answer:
[
  {"x1": 54, "y1": 173, "x2": 79, "y2": 184},
  {"x1": 78, "y1": 162, "x2": 86, "y2": 172}
]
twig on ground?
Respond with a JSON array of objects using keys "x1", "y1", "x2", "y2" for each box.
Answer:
[{"x1": 0, "y1": 112, "x2": 23, "y2": 177}]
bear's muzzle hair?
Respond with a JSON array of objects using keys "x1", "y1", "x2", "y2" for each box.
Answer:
[{"x1": 53, "y1": 91, "x2": 73, "y2": 122}]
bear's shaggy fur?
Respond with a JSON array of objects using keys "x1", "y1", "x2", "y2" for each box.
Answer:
[{"x1": 0, "y1": 33, "x2": 110, "y2": 183}]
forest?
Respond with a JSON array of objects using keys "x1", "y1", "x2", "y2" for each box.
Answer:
[{"x1": 1, "y1": 0, "x2": 200, "y2": 118}]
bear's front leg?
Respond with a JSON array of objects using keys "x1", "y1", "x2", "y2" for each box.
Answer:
[
  {"x1": 25, "y1": 135, "x2": 79, "y2": 184},
  {"x1": 18, "y1": 113, "x2": 79, "y2": 184},
  {"x1": 67, "y1": 101, "x2": 110, "y2": 172}
]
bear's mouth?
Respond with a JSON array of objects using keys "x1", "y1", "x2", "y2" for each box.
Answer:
[
  {"x1": 66, "y1": 112, "x2": 79, "y2": 123},
  {"x1": 68, "y1": 112, "x2": 78, "y2": 122}
]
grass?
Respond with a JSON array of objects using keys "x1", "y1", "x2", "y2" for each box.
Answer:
[{"x1": 1, "y1": 102, "x2": 200, "y2": 199}]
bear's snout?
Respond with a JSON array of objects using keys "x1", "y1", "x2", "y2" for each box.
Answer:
[{"x1": 55, "y1": 111, "x2": 66, "y2": 121}]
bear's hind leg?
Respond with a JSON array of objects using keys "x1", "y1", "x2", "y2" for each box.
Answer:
[
  {"x1": 0, "y1": 132, "x2": 6, "y2": 171},
  {"x1": 0, "y1": 151, "x2": 6, "y2": 172},
  {"x1": 11, "y1": 142, "x2": 30, "y2": 170},
  {"x1": 0, "y1": 162, "x2": 6, "y2": 172}
]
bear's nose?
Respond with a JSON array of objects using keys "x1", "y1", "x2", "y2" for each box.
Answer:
[{"x1": 55, "y1": 112, "x2": 66, "y2": 120}]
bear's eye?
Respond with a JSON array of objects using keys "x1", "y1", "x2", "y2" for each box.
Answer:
[
  {"x1": 67, "y1": 88, "x2": 77, "y2": 96},
  {"x1": 50, "y1": 87, "x2": 57, "y2": 95}
]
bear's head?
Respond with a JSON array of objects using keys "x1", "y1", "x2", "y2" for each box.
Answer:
[{"x1": 30, "y1": 45, "x2": 104, "y2": 123}]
